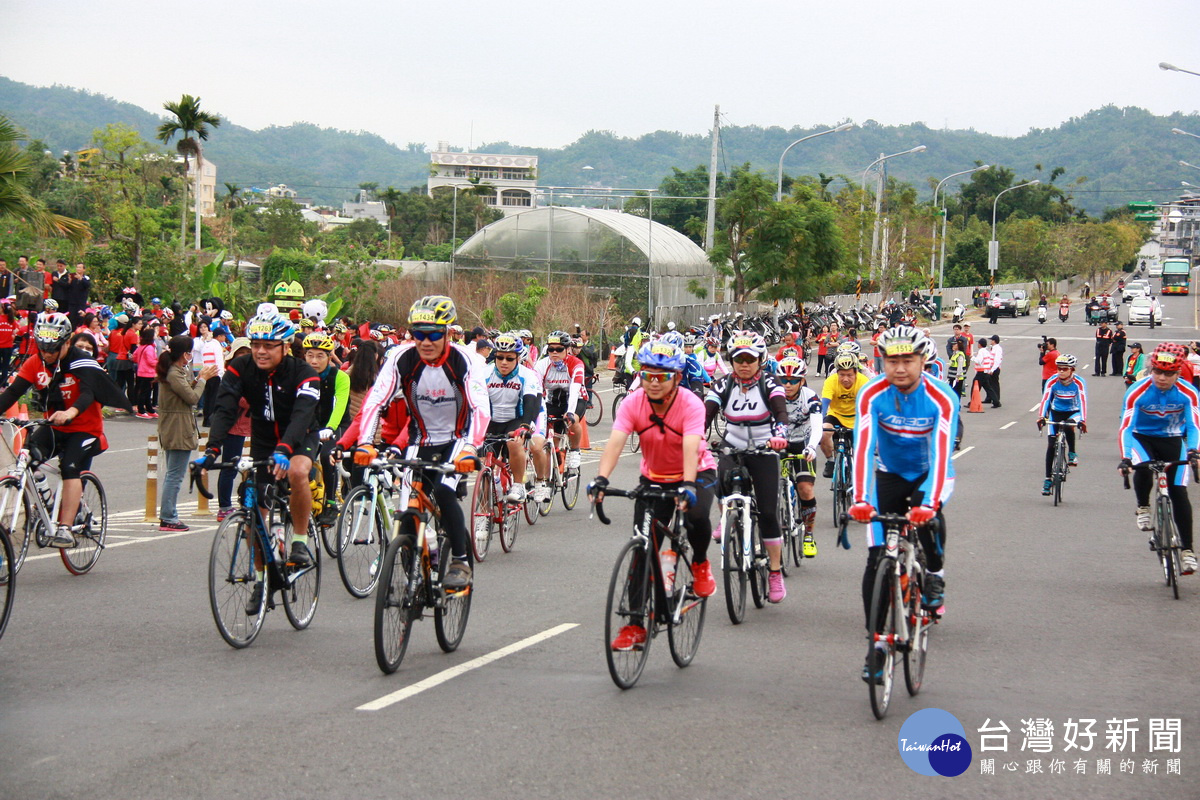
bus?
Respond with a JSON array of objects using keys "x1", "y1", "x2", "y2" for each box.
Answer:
[{"x1": 1161, "y1": 257, "x2": 1191, "y2": 295}]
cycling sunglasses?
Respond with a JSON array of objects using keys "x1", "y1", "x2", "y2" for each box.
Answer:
[
  {"x1": 639, "y1": 370, "x2": 674, "y2": 383},
  {"x1": 778, "y1": 377, "x2": 803, "y2": 384},
  {"x1": 546, "y1": 346, "x2": 566, "y2": 353},
  {"x1": 411, "y1": 330, "x2": 445, "y2": 342},
  {"x1": 731, "y1": 354, "x2": 759, "y2": 364},
  {"x1": 493, "y1": 354, "x2": 517, "y2": 362}
]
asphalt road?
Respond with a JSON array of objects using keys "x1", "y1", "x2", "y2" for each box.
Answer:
[{"x1": 2, "y1": 288, "x2": 1198, "y2": 799}]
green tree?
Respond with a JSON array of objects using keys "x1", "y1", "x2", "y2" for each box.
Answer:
[
  {"x1": 254, "y1": 198, "x2": 311, "y2": 250},
  {"x1": 87, "y1": 123, "x2": 176, "y2": 269},
  {"x1": 498, "y1": 277, "x2": 548, "y2": 330},
  {"x1": 749, "y1": 189, "x2": 846, "y2": 305},
  {"x1": 0, "y1": 114, "x2": 90, "y2": 243},
  {"x1": 156, "y1": 93, "x2": 221, "y2": 250}
]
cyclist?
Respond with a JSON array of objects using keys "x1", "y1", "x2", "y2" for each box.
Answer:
[
  {"x1": 198, "y1": 311, "x2": 321, "y2": 609},
  {"x1": 353, "y1": 296, "x2": 489, "y2": 590},
  {"x1": 1037, "y1": 353, "x2": 1088, "y2": 495},
  {"x1": 589, "y1": 339, "x2": 719, "y2": 651},
  {"x1": 303, "y1": 332, "x2": 350, "y2": 525},
  {"x1": 820, "y1": 352, "x2": 870, "y2": 479},
  {"x1": 848, "y1": 325, "x2": 958, "y2": 684},
  {"x1": 777, "y1": 356, "x2": 822, "y2": 557},
  {"x1": 920, "y1": 337, "x2": 946, "y2": 380},
  {"x1": 484, "y1": 332, "x2": 543, "y2": 502},
  {"x1": 1118, "y1": 342, "x2": 1200, "y2": 575},
  {"x1": 705, "y1": 331, "x2": 790, "y2": 602},
  {"x1": 534, "y1": 330, "x2": 585, "y2": 477},
  {"x1": 680, "y1": 333, "x2": 709, "y2": 393},
  {"x1": 0, "y1": 312, "x2": 132, "y2": 547},
  {"x1": 698, "y1": 336, "x2": 729, "y2": 383}
]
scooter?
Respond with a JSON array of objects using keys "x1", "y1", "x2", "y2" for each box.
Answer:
[
  {"x1": 1059, "y1": 302, "x2": 1070, "y2": 322},
  {"x1": 951, "y1": 300, "x2": 965, "y2": 324},
  {"x1": 1037, "y1": 305, "x2": 1047, "y2": 324}
]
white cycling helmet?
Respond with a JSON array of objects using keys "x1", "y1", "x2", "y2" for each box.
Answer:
[{"x1": 727, "y1": 330, "x2": 766, "y2": 360}]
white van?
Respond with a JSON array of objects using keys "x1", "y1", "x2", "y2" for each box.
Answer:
[{"x1": 1148, "y1": 259, "x2": 1164, "y2": 278}]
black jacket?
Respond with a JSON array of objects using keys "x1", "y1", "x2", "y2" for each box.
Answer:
[{"x1": 207, "y1": 353, "x2": 320, "y2": 455}]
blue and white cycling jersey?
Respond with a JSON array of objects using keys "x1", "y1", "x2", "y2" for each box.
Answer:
[
  {"x1": 1119, "y1": 376, "x2": 1200, "y2": 456},
  {"x1": 1039, "y1": 375, "x2": 1087, "y2": 420}
]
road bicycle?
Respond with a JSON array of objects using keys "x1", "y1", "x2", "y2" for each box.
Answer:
[
  {"x1": 1043, "y1": 419, "x2": 1080, "y2": 506},
  {"x1": 592, "y1": 484, "x2": 707, "y2": 689},
  {"x1": 611, "y1": 388, "x2": 640, "y2": 453},
  {"x1": 583, "y1": 374, "x2": 604, "y2": 426},
  {"x1": 334, "y1": 456, "x2": 404, "y2": 598},
  {"x1": 848, "y1": 511, "x2": 936, "y2": 720},
  {"x1": 0, "y1": 419, "x2": 108, "y2": 576},
  {"x1": 718, "y1": 445, "x2": 775, "y2": 624},
  {"x1": 471, "y1": 435, "x2": 523, "y2": 561},
  {"x1": 373, "y1": 456, "x2": 472, "y2": 674},
  {"x1": 0, "y1": 524, "x2": 13, "y2": 642},
  {"x1": 534, "y1": 416, "x2": 582, "y2": 516},
  {"x1": 196, "y1": 458, "x2": 321, "y2": 648},
  {"x1": 1123, "y1": 459, "x2": 1197, "y2": 600},
  {"x1": 778, "y1": 452, "x2": 815, "y2": 569},
  {"x1": 830, "y1": 427, "x2": 854, "y2": 548}
]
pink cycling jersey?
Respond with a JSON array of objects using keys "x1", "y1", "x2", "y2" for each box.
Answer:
[{"x1": 613, "y1": 387, "x2": 716, "y2": 482}]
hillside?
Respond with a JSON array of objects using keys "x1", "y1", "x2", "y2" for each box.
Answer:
[{"x1": 2, "y1": 76, "x2": 1197, "y2": 214}]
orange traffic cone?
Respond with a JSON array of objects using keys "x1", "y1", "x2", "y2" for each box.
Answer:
[
  {"x1": 580, "y1": 417, "x2": 591, "y2": 449},
  {"x1": 607, "y1": 352, "x2": 617, "y2": 369},
  {"x1": 17, "y1": 403, "x2": 29, "y2": 421},
  {"x1": 967, "y1": 382, "x2": 984, "y2": 413}
]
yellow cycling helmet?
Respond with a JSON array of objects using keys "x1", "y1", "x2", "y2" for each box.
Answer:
[
  {"x1": 408, "y1": 295, "x2": 457, "y2": 329},
  {"x1": 302, "y1": 332, "x2": 335, "y2": 352},
  {"x1": 833, "y1": 353, "x2": 860, "y2": 371}
]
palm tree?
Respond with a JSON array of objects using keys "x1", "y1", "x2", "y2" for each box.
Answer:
[
  {"x1": 157, "y1": 94, "x2": 221, "y2": 251},
  {"x1": 0, "y1": 114, "x2": 90, "y2": 243}
]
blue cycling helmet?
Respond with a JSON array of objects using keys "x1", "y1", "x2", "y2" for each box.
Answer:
[
  {"x1": 637, "y1": 340, "x2": 687, "y2": 372},
  {"x1": 244, "y1": 312, "x2": 297, "y2": 342},
  {"x1": 661, "y1": 331, "x2": 685, "y2": 348}
]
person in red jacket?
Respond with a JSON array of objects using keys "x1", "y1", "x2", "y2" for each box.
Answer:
[{"x1": 0, "y1": 302, "x2": 17, "y2": 384}]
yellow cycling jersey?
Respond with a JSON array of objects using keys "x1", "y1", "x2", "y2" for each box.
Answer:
[{"x1": 821, "y1": 371, "x2": 870, "y2": 427}]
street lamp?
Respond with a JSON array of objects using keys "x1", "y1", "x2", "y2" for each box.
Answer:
[
  {"x1": 858, "y1": 146, "x2": 927, "y2": 275},
  {"x1": 1181, "y1": 161, "x2": 1200, "y2": 172},
  {"x1": 775, "y1": 122, "x2": 855, "y2": 201},
  {"x1": 1161, "y1": 62, "x2": 1200, "y2": 78},
  {"x1": 1172, "y1": 128, "x2": 1200, "y2": 141},
  {"x1": 989, "y1": 180, "x2": 1040, "y2": 277},
  {"x1": 931, "y1": 165, "x2": 990, "y2": 291}
]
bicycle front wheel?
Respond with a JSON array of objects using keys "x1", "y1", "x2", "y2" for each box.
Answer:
[
  {"x1": 374, "y1": 534, "x2": 417, "y2": 674},
  {"x1": 499, "y1": 492, "x2": 520, "y2": 553},
  {"x1": 208, "y1": 511, "x2": 264, "y2": 648},
  {"x1": 867, "y1": 564, "x2": 897, "y2": 720},
  {"x1": 1158, "y1": 499, "x2": 1180, "y2": 599},
  {"x1": 667, "y1": 552, "x2": 706, "y2": 668},
  {"x1": 561, "y1": 465, "x2": 581, "y2": 510},
  {"x1": 470, "y1": 469, "x2": 495, "y2": 562},
  {"x1": 604, "y1": 538, "x2": 654, "y2": 689},
  {"x1": 337, "y1": 485, "x2": 387, "y2": 598},
  {"x1": 1052, "y1": 438, "x2": 1066, "y2": 507},
  {"x1": 537, "y1": 444, "x2": 555, "y2": 517},
  {"x1": 0, "y1": 525, "x2": 14, "y2": 642},
  {"x1": 831, "y1": 452, "x2": 846, "y2": 528},
  {"x1": 902, "y1": 564, "x2": 930, "y2": 696},
  {"x1": 434, "y1": 536, "x2": 472, "y2": 652},
  {"x1": 61, "y1": 473, "x2": 107, "y2": 575},
  {"x1": 283, "y1": 516, "x2": 321, "y2": 630},
  {"x1": 748, "y1": 523, "x2": 768, "y2": 610},
  {"x1": 586, "y1": 392, "x2": 603, "y2": 426},
  {"x1": 0, "y1": 476, "x2": 33, "y2": 574},
  {"x1": 721, "y1": 507, "x2": 747, "y2": 625},
  {"x1": 777, "y1": 473, "x2": 795, "y2": 574}
]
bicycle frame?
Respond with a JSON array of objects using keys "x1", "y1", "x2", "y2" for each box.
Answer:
[
  {"x1": 875, "y1": 518, "x2": 925, "y2": 653},
  {"x1": 0, "y1": 450, "x2": 63, "y2": 545},
  {"x1": 223, "y1": 457, "x2": 316, "y2": 590}
]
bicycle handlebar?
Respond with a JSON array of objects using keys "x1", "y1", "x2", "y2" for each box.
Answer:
[
  {"x1": 1120, "y1": 459, "x2": 1199, "y2": 490},
  {"x1": 589, "y1": 484, "x2": 679, "y2": 526},
  {"x1": 718, "y1": 444, "x2": 783, "y2": 457}
]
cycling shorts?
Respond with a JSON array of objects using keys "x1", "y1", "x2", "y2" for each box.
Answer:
[{"x1": 27, "y1": 427, "x2": 103, "y2": 481}]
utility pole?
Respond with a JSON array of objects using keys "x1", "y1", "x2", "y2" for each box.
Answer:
[
  {"x1": 869, "y1": 155, "x2": 885, "y2": 280},
  {"x1": 704, "y1": 105, "x2": 719, "y2": 252}
]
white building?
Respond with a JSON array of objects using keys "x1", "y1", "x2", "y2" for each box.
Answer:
[
  {"x1": 342, "y1": 190, "x2": 388, "y2": 225},
  {"x1": 428, "y1": 143, "x2": 538, "y2": 216},
  {"x1": 1160, "y1": 194, "x2": 1200, "y2": 259},
  {"x1": 186, "y1": 157, "x2": 218, "y2": 217}
]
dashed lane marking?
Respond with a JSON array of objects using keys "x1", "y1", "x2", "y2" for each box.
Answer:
[
  {"x1": 357, "y1": 623, "x2": 580, "y2": 711},
  {"x1": 1029, "y1": 404, "x2": 1041, "y2": 413},
  {"x1": 1000, "y1": 421, "x2": 1017, "y2": 430},
  {"x1": 952, "y1": 446, "x2": 974, "y2": 460}
]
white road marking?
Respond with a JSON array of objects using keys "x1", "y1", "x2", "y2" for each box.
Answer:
[
  {"x1": 357, "y1": 623, "x2": 580, "y2": 711},
  {"x1": 1029, "y1": 404, "x2": 1040, "y2": 413},
  {"x1": 24, "y1": 528, "x2": 201, "y2": 561},
  {"x1": 1000, "y1": 421, "x2": 1017, "y2": 430},
  {"x1": 952, "y1": 446, "x2": 974, "y2": 460}
]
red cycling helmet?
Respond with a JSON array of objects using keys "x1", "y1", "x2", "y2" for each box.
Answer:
[{"x1": 1150, "y1": 342, "x2": 1187, "y2": 372}]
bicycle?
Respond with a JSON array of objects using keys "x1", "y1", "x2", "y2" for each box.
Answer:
[
  {"x1": 534, "y1": 416, "x2": 582, "y2": 516},
  {"x1": 0, "y1": 524, "x2": 13, "y2": 642},
  {"x1": 373, "y1": 456, "x2": 472, "y2": 674},
  {"x1": 334, "y1": 456, "x2": 404, "y2": 598},
  {"x1": 847, "y1": 511, "x2": 936, "y2": 720},
  {"x1": 471, "y1": 436, "x2": 523, "y2": 561},
  {"x1": 592, "y1": 484, "x2": 707, "y2": 689},
  {"x1": 1123, "y1": 459, "x2": 1197, "y2": 600},
  {"x1": 1043, "y1": 419, "x2": 1080, "y2": 506},
  {"x1": 717, "y1": 445, "x2": 775, "y2": 624},
  {"x1": 778, "y1": 452, "x2": 814, "y2": 569},
  {"x1": 611, "y1": 387, "x2": 640, "y2": 453},
  {"x1": 195, "y1": 458, "x2": 321, "y2": 648},
  {"x1": 0, "y1": 419, "x2": 108, "y2": 576},
  {"x1": 830, "y1": 427, "x2": 854, "y2": 548},
  {"x1": 584, "y1": 374, "x2": 604, "y2": 426}
]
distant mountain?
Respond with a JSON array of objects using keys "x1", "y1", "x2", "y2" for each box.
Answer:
[{"x1": 2, "y1": 75, "x2": 1197, "y2": 214}]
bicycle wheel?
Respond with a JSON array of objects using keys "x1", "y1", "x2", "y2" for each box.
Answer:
[
  {"x1": 470, "y1": 468, "x2": 495, "y2": 562},
  {"x1": 320, "y1": 505, "x2": 342, "y2": 559},
  {"x1": 604, "y1": 537, "x2": 654, "y2": 689},
  {"x1": 208, "y1": 511, "x2": 265, "y2": 648},
  {"x1": 0, "y1": 476, "x2": 33, "y2": 574},
  {"x1": 61, "y1": 472, "x2": 107, "y2": 575},
  {"x1": 748, "y1": 524, "x2": 768, "y2": 610},
  {"x1": 667, "y1": 551, "x2": 706, "y2": 668},
  {"x1": 712, "y1": 413, "x2": 727, "y2": 442},
  {"x1": 537, "y1": 445, "x2": 555, "y2": 517},
  {"x1": 523, "y1": 490, "x2": 539, "y2": 525},
  {"x1": 831, "y1": 452, "x2": 846, "y2": 527},
  {"x1": 561, "y1": 465, "x2": 581, "y2": 510},
  {"x1": 374, "y1": 534, "x2": 417, "y2": 674},
  {"x1": 902, "y1": 564, "x2": 930, "y2": 696},
  {"x1": 611, "y1": 392, "x2": 626, "y2": 423},
  {"x1": 434, "y1": 526, "x2": 472, "y2": 653},
  {"x1": 777, "y1": 473, "x2": 795, "y2": 574},
  {"x1": 337, "y1": 485, "x2": 387, "y2": 598},
  {"x1": 867, "y1": 564, "x2": 897, "y2": 720},
  {"x1": 721, "y1": 507, "x2": 747, "y2": 624},
  {"x1": 1158, "y1": 499, "x2": 1180, "y2": 599},
  {"x1": 0, "y1": 525, "x2": 14, "y2": 641},
  {"x1": 282, "y1": 516, "x2": 321, "y2": 630},
  {"x1": 586, "y1": 391, "x2": 603, "y2": 426},
  {"x1": 1052, "y1": 438, "x2": 1066, "y2": 507}
]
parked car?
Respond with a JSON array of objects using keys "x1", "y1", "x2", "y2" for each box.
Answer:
[
  {"x1": 1127, "y1": 295, "x2": 1163, "y2": 325},
  {"x1": 1124, "y1": 281, "x2": 1151, "y2": 302},
  {"x1": 990, "y1": 290, "x2": 1031, "y2": 317}
]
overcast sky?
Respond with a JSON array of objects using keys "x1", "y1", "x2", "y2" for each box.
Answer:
[{"x1": 2, "y1": 0, "x2": 1197, "y2": 149}]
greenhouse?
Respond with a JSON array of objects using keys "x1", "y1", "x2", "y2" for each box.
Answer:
[{"x1": 453, "y1": 207, "x2": 727, "y2": 321}]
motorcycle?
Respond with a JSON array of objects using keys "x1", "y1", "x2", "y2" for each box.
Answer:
[
  {"x1": 951, "y1": 300, "x2": 965, "y2": 324},
  {"x1": 1037, "y1": 305, "x2": 1047, "y2": 324},
  {"x1": 1059, "y1": 302, "x2": 1070, "y2": 322}
]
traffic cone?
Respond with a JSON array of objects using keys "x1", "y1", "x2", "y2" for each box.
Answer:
[
  {"x1": 967, "y1": 382, "x2": 984, "y2": 413},
  {"x1": 580, "y1": 417, "x2": 591, "y2": 449},
  {"x1": 607, "y1": 352, "x2": 617, "y2": 369},
  {"x1": 17, "y1": 403, "x2": 29, "y2": 421}
]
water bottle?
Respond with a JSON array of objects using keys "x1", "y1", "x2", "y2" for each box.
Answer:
[
  {"x1": 427, "y1": 529, "x2": 439, "y2": 566},
  {"x1": 660, "y1": 549, "x2": 677, "y2": 597},
  {"x1": 33, "y1": 470, "x2": 51, "y2": 505},
  {"x1": 271, "y1": 522, "x2": 286, "y2": 555}
]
